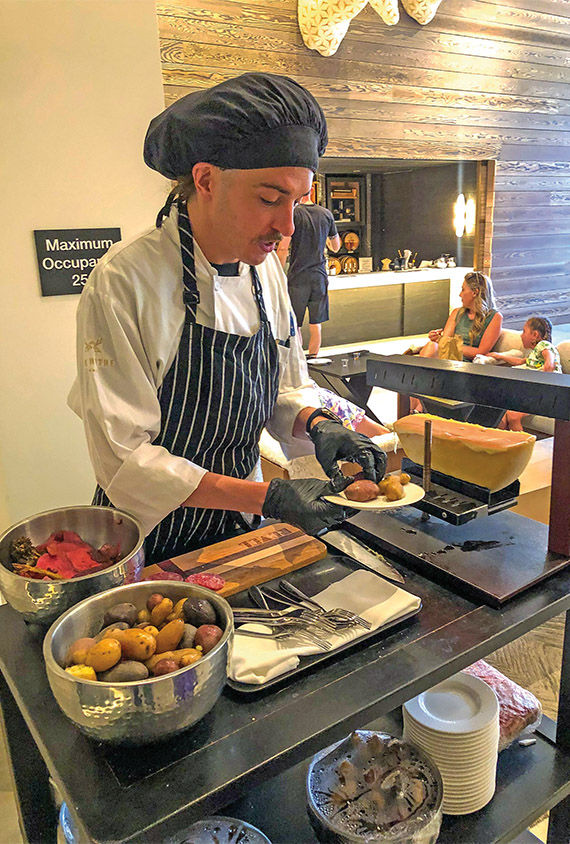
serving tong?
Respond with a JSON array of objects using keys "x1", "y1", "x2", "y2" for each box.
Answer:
[
  {"x1": 233, "y1": 587, "x2": 334, "y2": 649},
  {"x1": 232, "y1": 581, "x2": 371, "y2": 649}
]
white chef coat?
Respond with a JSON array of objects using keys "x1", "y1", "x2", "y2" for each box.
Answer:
[{"x1": 68, "y1": 207, "x2": 319, "y2": 536}]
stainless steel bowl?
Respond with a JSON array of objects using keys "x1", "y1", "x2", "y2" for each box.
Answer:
[
  {"x1": 43, "y1": 581, "x2": 234, "y2": 744},
  {"x1": 0, "y1": 506, "x2": 145, "y2": 625},
  {"x1": 307, "y1": 731, "x2": 443, "y2": 844},
  {"x1": 169, "y1": 817, "x2": 272, "y2": 843}
]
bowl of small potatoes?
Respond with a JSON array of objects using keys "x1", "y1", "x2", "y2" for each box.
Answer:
[{"x1": 43, "y1": 581, "x2": 233, "y2": 744}]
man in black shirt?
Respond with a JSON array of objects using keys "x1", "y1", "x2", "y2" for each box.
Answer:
[{"x1": 284, "y1": 196, "x2": 341, "y2": 356}]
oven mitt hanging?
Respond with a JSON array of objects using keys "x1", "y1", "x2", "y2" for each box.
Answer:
[
  {"x1": 298, "y1": 0, "x2": 440, "y2": 56},
  {"x1": 368, "y1": 0, "x2": 399, "y2": 25},
  {"x1": 298, "y1": 0, "x2": 369, "y2": 56},
  {"x1": 400, "y1": 0, "x2": 443, "y2": 24}
]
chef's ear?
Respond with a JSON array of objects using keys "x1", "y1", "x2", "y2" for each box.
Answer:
[{"x1": 192, "y1": 162, "x2": 218, "y2": 201}]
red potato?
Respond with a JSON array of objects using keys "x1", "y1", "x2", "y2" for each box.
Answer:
[
  {"x1": 152, "y1": 658, "x2": 179, "y2": 676},
  {"x1": 194, "y1": 625, "x2": 224, "y2": 654},
  {"x1": 146, "y1": 592, "x2": 164, "y2": 612},
  {"x1": 345, "y1": 479, "x2": 380, "y2": 502},
  {"x1": 340, "y1": 461, "x2": 364, "y2": 478},
  {"x1": 65, "y1": 637, "x2": 96, "y2": 667}
]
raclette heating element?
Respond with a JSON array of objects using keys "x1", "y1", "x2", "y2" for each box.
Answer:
[{"x1": 402, "y1": 457, "x2": 520, "y2": 526}]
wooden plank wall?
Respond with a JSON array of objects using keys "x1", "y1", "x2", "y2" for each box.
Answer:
[{"x1": 156, "y1": 0, "x2": 570, "y2": 327}]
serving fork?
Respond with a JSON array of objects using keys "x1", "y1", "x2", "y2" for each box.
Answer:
[
  {"x1": 250, "y1": 585, "x2": 340, "y2": 632},
  {"x1": 279, "y1": 579, "x2": 371, "y2": 630},
  {"x1": 234, "y1": 625, "x2": 332, "y2": 649},
  {"x1": 253, "y1": 582, "x2": 370, "y2": 630}
]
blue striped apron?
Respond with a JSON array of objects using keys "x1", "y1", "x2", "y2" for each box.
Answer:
[{"x1": 94, "y1": 199, "x2": 279, "y2": 563}]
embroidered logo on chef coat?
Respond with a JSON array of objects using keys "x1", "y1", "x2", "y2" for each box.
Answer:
[
  {"x1": 84, "y1": 338, "x2": 103, "y2": 353},
  {"x1": 83, "y1": 337, "x2": 115, "y2": 372}
]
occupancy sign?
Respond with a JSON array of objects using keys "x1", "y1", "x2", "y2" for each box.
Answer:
[{"x1": 34, "y1": 227, "x2": 121, "y2": 296}]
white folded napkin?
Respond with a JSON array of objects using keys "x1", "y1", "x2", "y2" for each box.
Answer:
[{"x1": 229, "y1": 570, "x2": 421, "y2": 685}]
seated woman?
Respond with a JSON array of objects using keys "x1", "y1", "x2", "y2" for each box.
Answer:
[
  {"x1": 410, "y1": 272, "x2": 503, "y2": 412},
  {"x1": 420, "y1": 271, "x2": 503, "y2": 361},
  {"x1": 490, "y1": 317, "x2": 562, "y2": 431}
]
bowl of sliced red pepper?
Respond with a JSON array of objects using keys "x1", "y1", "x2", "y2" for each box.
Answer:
[{"x1": 0, "y1": 505, "x2": 145, "y2": 625}]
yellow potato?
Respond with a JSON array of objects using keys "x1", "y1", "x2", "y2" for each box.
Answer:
[
  {"x1": 145, "y1": 647, "x2": 202, "y2": 672},
  {"x1": 179, "y1": 651, "x2": 203, "y2": 668},
  {"x1": 119, "y1": 629, "x2": 157, "y2": 661},
  {"x1": 384, "y1": 479, "x2": 405, "y2": 501},
  {"x1": 172, "y1": 598, "x2": 187, "y2": 620},
  {"x1": 102, "y1": 627, "x2": 128, "y2": 641},
  {"x1": 85, "y1": 638, "x2": 122, "y2": 672},
  {"x1": 155, "y1": 619, "x2": 185, "y2": 654},
  {"x1": 150, "y1": 597, "x2": 174, "y2": 628},
  {"x1": 136, "y1": 607, "x2": 151, "y2": 624},
  {"x1": 65, "y1": 664, "x2": 97, "y2": 681}
]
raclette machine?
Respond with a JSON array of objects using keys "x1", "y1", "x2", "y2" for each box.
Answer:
[{"x1": 345, "y1": 356, "x2": 570, "y2": 606}]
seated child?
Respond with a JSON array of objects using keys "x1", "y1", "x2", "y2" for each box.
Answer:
[{"x1": 491, "y1": 317, "x2": 561, "y2": 430}]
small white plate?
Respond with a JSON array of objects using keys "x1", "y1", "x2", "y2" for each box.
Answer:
[
  {"x1": 404, "y1": 672, "x2": 499, "y2": 735},
  {"x1": 306, "y1": 358, "x2": 332, "y2": 365},
  {"x1": 325, "y1": 481, "x2": 425, "y2": 510}
]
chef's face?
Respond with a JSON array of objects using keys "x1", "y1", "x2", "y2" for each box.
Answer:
[{"x1": 196, "y1": 165, "x2": 313, "y2": 265}]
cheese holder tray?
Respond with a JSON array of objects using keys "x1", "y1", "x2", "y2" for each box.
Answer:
[{"x1": 225, "y1": 551, "x2": 422, "y2": 694}]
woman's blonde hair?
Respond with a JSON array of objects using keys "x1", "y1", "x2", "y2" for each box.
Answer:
[{"x1": 462, "y1": 271, "x2": 496, "y2": 343}]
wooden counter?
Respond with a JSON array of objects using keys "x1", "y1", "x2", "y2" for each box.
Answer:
[{"x1": 301, "y1": 267, "x2": 469, "y2": 349}]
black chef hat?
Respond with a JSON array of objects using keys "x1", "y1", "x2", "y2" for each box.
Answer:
[{"x1": 144, "y1": 72, "x2": 328, "y2": 178}]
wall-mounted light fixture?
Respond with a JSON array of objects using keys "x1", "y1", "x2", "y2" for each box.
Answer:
[
  {"x1": 453, "y1": 194, "x2": 476, "y2": 237},
  {"x1": 465, "y1": 197, "x2": 476, "y2": 236}
]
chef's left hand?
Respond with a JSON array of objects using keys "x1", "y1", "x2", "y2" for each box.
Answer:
[{"x1": 309, "y1": 419, "x2": 387, "y2": 489}]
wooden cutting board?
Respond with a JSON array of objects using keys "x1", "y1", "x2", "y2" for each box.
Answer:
[{"x1": 142, "y1": 523, "x2": 328, "y2": 597}]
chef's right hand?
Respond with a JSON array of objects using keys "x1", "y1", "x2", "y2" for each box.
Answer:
[{"x1": 262, "y1": 477, "x2": 353, "y2": 536}]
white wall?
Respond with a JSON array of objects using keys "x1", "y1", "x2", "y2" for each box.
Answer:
[{"x1": 0, "y1": 1, "x2": 168, "y2": 531}]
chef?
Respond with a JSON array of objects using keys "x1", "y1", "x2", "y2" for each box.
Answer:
[{"x1": 69, "y1": 72, "x2": 386, "y2": 563}]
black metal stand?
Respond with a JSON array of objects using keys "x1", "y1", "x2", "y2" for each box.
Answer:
[
  {"x1": 547, "y1": 608, "x2": 570, "y2": 844},
  {"x1": 307, "y1": 352, "x2": 383, "y2": 423}
]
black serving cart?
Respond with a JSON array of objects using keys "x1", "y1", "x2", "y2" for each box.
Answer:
[{"x1": 0, "y1": 357, "x2": 569, "y2": 844}]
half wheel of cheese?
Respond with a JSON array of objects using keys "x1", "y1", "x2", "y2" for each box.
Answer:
[{"x1": 393, "y1": 414, "x2": 536, "y2": 492}]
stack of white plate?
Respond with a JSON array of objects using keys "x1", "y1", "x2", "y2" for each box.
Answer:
[{"x1": 403, "y1": 672, "x2": 500, "y2": 815}]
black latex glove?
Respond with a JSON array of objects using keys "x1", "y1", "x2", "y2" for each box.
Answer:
[
  {"x1": 262, "y1": 477, "x2": 354, "y2": 536},
  {"x1": 309, "y1": 419, "x2": 387, "y2": 488}
]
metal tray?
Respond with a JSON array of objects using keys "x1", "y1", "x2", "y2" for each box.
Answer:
[{"x1": 226, "y1": 552, "x2": 422, "y2": 694}]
